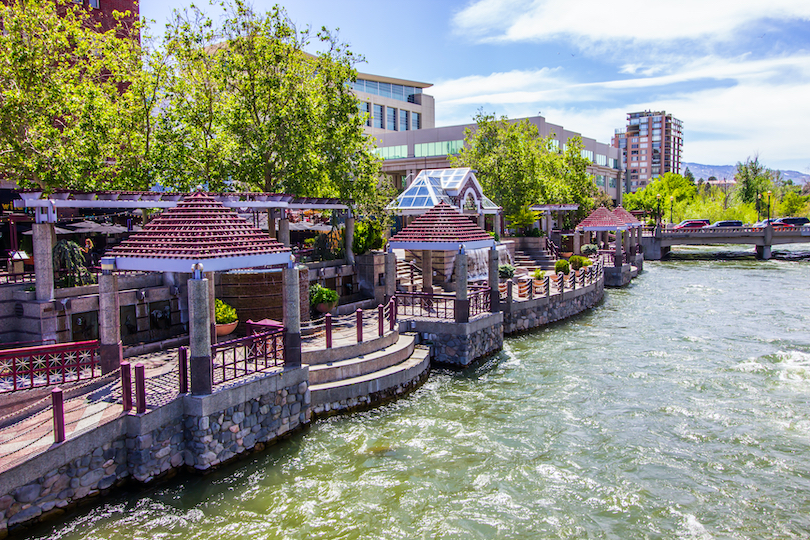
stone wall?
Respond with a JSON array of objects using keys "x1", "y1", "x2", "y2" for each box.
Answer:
[
  {"x1": 410, "y1": 313, "x2": 504, "y2": 367},
  {"x1": 0, "y1": 366, "x2": 310, "y2": 536},
  {"x1": 502, "y1": 278, "x2": 604, "y2": 335}
]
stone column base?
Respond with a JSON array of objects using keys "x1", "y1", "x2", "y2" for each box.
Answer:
[
  {"x1": 191, "y1": 355, "x2": 213, "y2": 395},
  {"x1": 99, "y1": 342, "x2": 123, "y2": 375},
  {"x1": 285, "y1": 331, "x2": 302, "y2": 367}
]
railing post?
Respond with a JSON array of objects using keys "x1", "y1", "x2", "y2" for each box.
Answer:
[
  {"x1": 389, "y1": 298, "x2": 396, "y2": 332},
  {"x1": 178, "y1": 347, "x2": 188, "y2": 394},
  {"x1": 378, "y1": 304, "x2": 384, "y2": 336},
  {"x1": 134, "y1": 363, "x2": 146, "y2": 414},
  {"x1": 325, "y1": 313, "x2": 333, "y2": 349},
  {"x1": 506, "y1": 279, "x2": 513, "y2": 308},
  {"x1": 52, "y1": 388, "x2": 65, "y2": 443},
  {"x1": 121, "y1": 361, "x2": 132, "y2": 412},
  {"x1": 356, "y1": 308, "x2": 363, "y2": 343}
]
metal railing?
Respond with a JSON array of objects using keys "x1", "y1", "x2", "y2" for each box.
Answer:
[
  {"x1": 210, "y1": 329, "x2": 285, "y2": 386},
  {"x1": 0, "y1": 270, "x2": 35, "y2": 285},
  {"x1": 500, "y1": 260, "x2": 604, "y2": 302},
  {"x1": 397, "y1": 290, "x2": 455, "y2": 319},
  {"x1": 469, "y1": 285, "x2": 491, "y2": 316},
  {"x1": 0, "y1": 340, "x2": 100, "y2": 393}
]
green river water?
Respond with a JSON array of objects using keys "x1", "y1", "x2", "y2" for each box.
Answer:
[{"x1": 28, "y1": 246, "x2": 810, "y2": 539}]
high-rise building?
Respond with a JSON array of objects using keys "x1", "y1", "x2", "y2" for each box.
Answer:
[
  {"x1": 351, "y1": 73, "x2": 435, "y2": 136},
  {"x1": 612, "y1": 111, "x2": 682, "y2": 192}
]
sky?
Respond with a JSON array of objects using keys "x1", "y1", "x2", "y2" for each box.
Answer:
[{"x1": 139, "y1": 0, "x2": 810, "y2": 173}]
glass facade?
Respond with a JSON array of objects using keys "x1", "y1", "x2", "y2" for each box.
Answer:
[
  {"x1": 372, "y1": 104, "x2": 383, "y2": 129},
  {"x1": 414, "y1": 140, "x2": 464, "y2": 158},
  {"x1": 373, "y1": 145, "x2": 408, "y2": 160},
  {"x1": 412, "y1": 112, "x2": 421, "y2": 130},
  {"x1": 399, "y1": 110, "x2": 409, "y2": 131},
  {"x1": 386, "y1": 107, "x2": 397, "y2": 131},
  {"x1": 357, "y1": 102, "x2": 370, "y2": 127},
  {"x1": 351, "y1": 79, "x2": 423, "y2": 103}
]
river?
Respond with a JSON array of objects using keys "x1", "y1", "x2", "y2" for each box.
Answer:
[{"x1": 29, "y1": 245, "x2": 810, "y2": 539}]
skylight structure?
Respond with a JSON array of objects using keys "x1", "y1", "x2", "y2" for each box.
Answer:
[{"x1": 386, "y1": 168, "x2": 500, "y2": 216}]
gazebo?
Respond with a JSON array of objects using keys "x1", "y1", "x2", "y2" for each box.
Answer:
[
  {"x1": 101, "y1": 192, "x2": 298, "y2": 394},
  {"x1": 612, "y1": 206, "x2": 643, "y2": 257},
  {"x1": 575, "y1": 206, "x2": 628, "y2": 268},
  {"x1": 388, "y1": 202, "x2": 497, "y2": 322}
]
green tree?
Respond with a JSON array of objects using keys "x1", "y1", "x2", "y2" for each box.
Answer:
[
  {"x1": 540, "y1": 135, "x2": 597, "y2": 223},
  {"x1": 622, "y1": 173, "x2": 696, "y2": 220},
  {"x1": 0, "y1": 0, "x2": 143, "y2": 191},
  {"x1": 734, "y1": 155, "x2": 772, "y2": 205}
]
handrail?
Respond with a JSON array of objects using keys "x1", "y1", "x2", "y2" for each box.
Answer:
[
  {"x1": 211, "y1": 329, "x2": 284, "y2": 386},
  {"x1": 0, "y1": 340, "x2": 100, "y2": 393}
]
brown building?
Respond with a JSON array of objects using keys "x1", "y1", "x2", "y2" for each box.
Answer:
[{"x1": 612, "y1": 111, "x2": 683, "y2": 192}]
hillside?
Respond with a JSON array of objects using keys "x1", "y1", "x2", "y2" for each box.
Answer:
[{"x1": 684, "y1": 162, "x2": 810, "y2": 185}]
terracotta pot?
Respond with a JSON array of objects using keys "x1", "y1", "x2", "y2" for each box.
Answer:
[
  {"x1": 215, "y1": 321, "x2": 238, "y2": 336},
  {"x1": 316, "y1": 301, "x2": 337, "y2": 314}
]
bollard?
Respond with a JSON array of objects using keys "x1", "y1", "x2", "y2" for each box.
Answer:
[
  {"x1": 178, "y1": 347, "x2": 189, "y2": 394},
  {"x1": 134, "y1": 363, "x2": 146, "y2": 414},
  {"x1": 378, "y1": 304, "x2": 384, "y2": 336},
  {"x1": 356, "y1": 308, "x2": 363, "y2": 343},
  {"x1": 121, "y1": 361, "x2": 132, "y2": 412},
  {"x1": 52, "y1": 388, "x2": 65, "y2": 443},
  {"x1": 325, "y1": 313, "x2": 333, "y2": 349}
]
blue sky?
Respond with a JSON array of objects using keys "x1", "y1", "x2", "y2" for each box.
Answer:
[{"x1": 139, "y1": 0, "x2": 810, "y2": 173}]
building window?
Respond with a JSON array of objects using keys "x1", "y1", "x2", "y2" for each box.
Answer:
[
  {"x1": 412, "y1": 112, "x2": 421, "y2": 130},
  {"x1": 414, "y1": 140, "x2": 464, "y2": 158},
  {"x1": 386, "y1": 107, "x2": 397, "y2": 131},
  {"x1": 357, "y1": 102, "x2": 370, "y2": 127},
  {"x1": 372, "y1": 145, "x2": 408, "y2": 160},
  {"x1": 73, "y1": 0, "x2": 100, "y2": 7},
  {"x1": 595, "y1": 154, "x2": 607, "y2": 166},
  {"x1": 609, "y1": 177, "x2": 616, "y2": 188},
  {"x1": 581, "y1": 149, "x2": 593, "y2": 161},
  {"x1": 399, "y1": 110, "x2": 409, "y2": 131},
  {"x1": 372, "y1": 104, "x2": 383, "y2": 129}
]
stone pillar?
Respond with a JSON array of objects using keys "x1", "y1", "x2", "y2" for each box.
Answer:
[
  {"x1": 33, "y1": 222, "x2": 56, "y2": 301},
  {"x1": 494, "y1": 213, "x2": 501, "y2": 238},
  {"x1": 759, "y1": 224, "x2": 774, "y2": 260},
  {"x1": 384, "y1": 249, "x2": 397, "y2": 301},
  {"x1": 98, "y1": 260, "x2": 122, "y2": 375},
  {"x1": 206, "y1": 271, "x2": 216, "y2": 344},
  {"x1": 279, "y1": 218, "x2": 290, "y2": 247},
  {"x1": 422, "y1": 250, "x2": 433, "y2": 293},
  {"x1": 573, "y1": 230, "x2": 581, "y2": 255},
  {"x1": 188, "y1": 267, "x2": 212, "y2": 395},
  {"x1": 624, "y1": 226, "x2": 632, "y2": 256},
  {"x1": 488, "y1": 245, "x2": 500, "y2": 313},
  {"x1": 636, "y1": 226, "x2": 642, "y2": 252},
  {"x1": 455, "y1": 246, "x2": 469, "y2": 323},
  {"x1": 283, "y1": 261, "x2": 302, "y2": 367},
  {"x1": 601, "y1": 231, "x2": 609, "y2": 250},
  {"x1": 345, "y1": 211, "x2": 355, "y2": 265},
  {"x1": 267, "y1": 210, "x2": 276, "y2": 239},
  {"x1": 478, "y1": 212, "x2": 485, "y2": 230},
  {"x1": 614, "y1": 230, "x2": 623, "y2": 268}
]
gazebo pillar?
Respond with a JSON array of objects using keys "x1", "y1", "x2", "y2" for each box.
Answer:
[
  {"x1": 455, "y1": 245, "x2": 469, "y2": 323},
  {"x1": 624, "y1": 227, "x2": 632, "y2": 256},
  {"x1": 422, "y1": 250, "x2": 433, "y2": 293},
  {"x1": 98, "y1": 258, "x2": 122, "y2": 375},
  {"x1": 488, "y1": 245, "x2": 499, "y2": 312},
  {"x1": 636, "y1": 226, "x2": 642, "y2": 252},
  {"x1": 494, "y1": 213, "x2": 501, "y2": 238},
  {"x1": 279, "y1": 217, "x2": 290, "y2": 247},
  {"x1": 614, "y1": 230, "x2": 623, "y2": 267},
  {"x1": 384, "y1": 247, "x2": 397, "y2": 302},
  {"x1": 267, "y1": 210, "x2": 276, "y2": 239},
  {"x1": 573, "y1": 230, "x2": 581, "y2": 255},
  {"x1": 189, "y1": 265, "x2": 213, "y2": 395},
  {"x1": 345, "y1": 210, "x2": 355, "y2": 265},
  {"x1": 283, "y1": 260, "x2": 302, "y2": 367},
  {"x1": 33, "y1": 222, "x2": 56, "y2": 301},
  {"x1": 477, "y1": 213, "x2": 485, "y2": 230},
  {"x1": 206, "y1": 271, "x2": 216, "y2": 344}
]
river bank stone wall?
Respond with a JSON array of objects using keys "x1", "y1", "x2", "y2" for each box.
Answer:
[
  {"x1": 0, "y1": 366, "x2": 309, "y2": 537},
  {"x1": 502, "y1": 278, "x2": 604, "y2": 335},
  {"x1": 409, "y1": 313, "x2": 504, "y2": 367}
]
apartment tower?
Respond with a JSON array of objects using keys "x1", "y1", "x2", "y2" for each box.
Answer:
[{"x1": 612, "y1": 111, "x2": 683, "y2": 192}]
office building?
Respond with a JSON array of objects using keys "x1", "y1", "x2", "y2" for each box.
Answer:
[
  {"x1": 351, "y1": 73, "x2": 435, "y2": 137},
  {"x1": 612, "y1": 111, "x2": 683, "y2": 192}
]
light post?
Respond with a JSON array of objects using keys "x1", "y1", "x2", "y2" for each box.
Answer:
[
  {"x1": 669, "y1": 195, "x2": 674, "y2": 225},
  {"x1": 656, "y1": 194, "x2": 661, "y2": 226},
  {"x1": 767, "y1": 190, "x2": 772, "y2": 222},
  {"x1": 757, "y1": 192, "x2": 761, "y2": 222}
]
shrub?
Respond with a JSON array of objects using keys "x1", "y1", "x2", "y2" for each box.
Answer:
[
  {"x1": 582, "y1": 258, "x2": 593, "y2": 267},
  {"x1": 554, "y1": 259, "x2": 570, "y2": 275},
  {"x1": 498, "y1": 264, "x2": 515, "y2": 279},
  {"x1": 488, "y1": 231, "x2": 500, "y2": 243},
  {"x1": 353, "y1": 219, "x2": 384, "y2": 256},
  {"x1": 309, "y1": 283, "x2": 339, "y2": 307},
  {"x1": 215, "y1": 299, "x2": 238, "y2": 324},
  {"x1": 581, "y1": 244, "x2": 597, "y2": 256},
  {"x1": 532, "y1": 268, "x2": 545, "y2": 280},
  {"x1": 52, "y1": 239, "x2": 94, "y2": 288},
  {"x1": 525, "y1": 228, "x2": 542, "y2": 237},
  {"x1": 569, "y1": 255, "x2": 590, "y2": 271}
]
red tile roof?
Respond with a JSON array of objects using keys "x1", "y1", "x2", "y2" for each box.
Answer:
[
  {"x1": 576, "y1": 206, "x2": 627, "y2": 231},
  {"x1": 389, "y1": 202, "x2": 494, "y2": 249},
  {"x1": 612, "y1": 206, "x2": 642, "y2": 227},
  {"x1": 109, "y1": 192, "x2": 290, "y2": 262}
]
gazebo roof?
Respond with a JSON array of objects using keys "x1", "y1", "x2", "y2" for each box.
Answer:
[
  {"x1": 386, "y1": 168, "x2": 500, "y2": 216},
  {"x1": 388, "y1": 202, "x2": 495, "y2": 251},
  {"x1": 576, "y1": 206, "x2": 628, "y2": 231},
  {"x1": 105, "y1": 192, "x2": 292, "y2": 272},
  {"x1": 612, "y1": 206, "x2": 643, "y2": 228}
]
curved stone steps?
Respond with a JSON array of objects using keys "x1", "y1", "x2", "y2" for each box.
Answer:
[
  {"x1": 310, "y1": 344, "x2": 430, "y2": 408},
  {"x1": 308, "y1": 333, "x2": 415, "y2": 385}
]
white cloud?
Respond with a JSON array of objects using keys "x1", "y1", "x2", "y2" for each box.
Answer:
[{"x1": 454, "y1": 0, "x2": 810, "y2": 44}]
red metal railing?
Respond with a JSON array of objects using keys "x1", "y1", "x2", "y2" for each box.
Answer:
[
  {"x1": 396, "y1": 290, "x2": 455, "y2": 319},
  {"x1": 469, "y1": 286, "x2": 491, "y2": 316},
  {"x1": 0, "y1": 340, "x2": 100, "y2": 393},
  {"x1": 210, "y1": 329, "x2": 285, "y2": 386},
  {"x1": 0, "y1": 270, "x2": 36, "y2": 285}
]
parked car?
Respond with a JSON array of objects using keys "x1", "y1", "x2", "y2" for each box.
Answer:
[
  {"x1": 753, "y1": 218, "x2": 784, "y2": 228},
  {"x1": 703, "y1": 220, "x2": 743, "y2": 228},
  {"x1": 673, "y1": 219, "x2": 710, "y2": 230},
  {"x1": 774, "y1": 217, "x2": 809, "y2": 227}
]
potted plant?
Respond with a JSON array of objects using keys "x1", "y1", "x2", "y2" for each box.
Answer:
[
  {"x1": 554, "y1": 259, "x2": 570, "y2": 275},
  {"x1": 215, "y1": 298, "x2": 238, "y2": 336},
  {"x1": 309, "y1": 283, "x2": 339, "y2": 314},
  {"x1": 498, "y1": 264, "x2": 516, "y2": 281}
]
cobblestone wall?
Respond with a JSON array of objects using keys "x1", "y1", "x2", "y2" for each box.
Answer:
[
  {"x1": 503, "y1": 279, "x2": 604, "y2": 335},
  {"x1": 410, "y1": 314, "x2": 504, "y2": 368}
]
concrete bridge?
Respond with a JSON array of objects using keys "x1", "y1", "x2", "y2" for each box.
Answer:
[{"x1": 641, "y1": 225, "x2": 810, "y2": 260}]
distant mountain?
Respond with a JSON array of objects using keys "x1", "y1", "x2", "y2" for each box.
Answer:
[{"x1": 683, "y1": 162, "x2": 810, "y2": 184}]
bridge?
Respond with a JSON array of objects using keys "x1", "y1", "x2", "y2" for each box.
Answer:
[{"x1": 640, "y1": 225, "x2": 810, "y2": 260}]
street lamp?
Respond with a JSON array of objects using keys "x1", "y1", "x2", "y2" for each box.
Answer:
[
  {"x1": 767, "y1": 190, "x2": 772, "y2": 222},
  {"x1": 757, "y1": 192, "x2": 761, "y2": 221},
  {"x1": 656, "y1": 194, "x2": 661, "y2": 226},
  {"x1": 669, "y1": 195, "x2": 674, "y2": 225}
]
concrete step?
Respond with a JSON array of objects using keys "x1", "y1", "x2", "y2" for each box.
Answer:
[
  {"x1": 310, "y1": 342, "x2": 430, "y2": 407},
  {"x1": 308, "y1": 333, "x2": 415, "y2": 385}
]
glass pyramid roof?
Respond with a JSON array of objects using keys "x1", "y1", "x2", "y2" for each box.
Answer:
[{"x1": 387, "y1": 168, "x2": 499, "y2": 215}]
